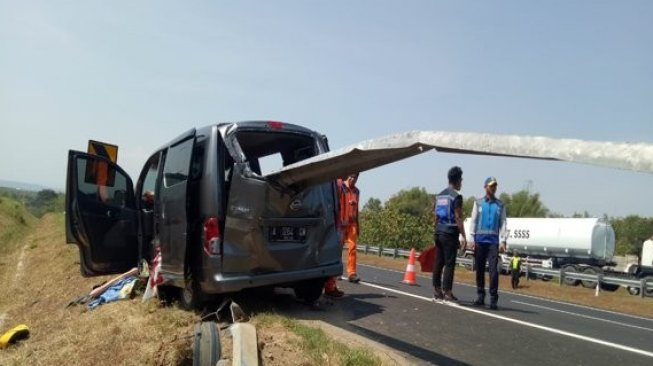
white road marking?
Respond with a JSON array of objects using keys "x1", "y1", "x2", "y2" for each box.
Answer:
[
  {"x1": 358, "y1": 280, "x2": 653, "y2": 359},
  {"x1": 359, "y1": 263, "x2": 653, "y2": 323},
  {"x1": 512, "y1": 300, "x2": 653, "y2": 332}
]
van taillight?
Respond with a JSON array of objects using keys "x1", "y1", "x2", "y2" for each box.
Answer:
[
  {"x1": 267, "y1": 121, "x2": 284, "y2": 129},
  {"x1": 203, "y1": 217, "x2": 221, "y2": 256}
]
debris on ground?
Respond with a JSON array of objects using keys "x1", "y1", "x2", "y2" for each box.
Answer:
[{"x1": 0, "y1": 324, "x2": 29, "y2": 349}]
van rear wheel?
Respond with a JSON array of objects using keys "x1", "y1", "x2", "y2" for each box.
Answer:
[{"x1": 293, "y1": 278, "x2": 327, "y2": 304}]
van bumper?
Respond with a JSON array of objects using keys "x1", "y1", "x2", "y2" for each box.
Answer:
[{"x1": 200, "y1": 262, "x2": 343, "y2": 294}]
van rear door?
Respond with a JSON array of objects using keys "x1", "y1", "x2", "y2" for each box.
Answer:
[
  {"x1": 220, "y1": 123, "x2": 341, "y2": 275},
  {"x1": 65, "y1": 151, "x2": 139, "y2": 276}
]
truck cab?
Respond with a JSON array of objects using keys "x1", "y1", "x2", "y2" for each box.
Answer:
[{"x1": 65, "y1": 121, "x2": 344, "y2": 308}]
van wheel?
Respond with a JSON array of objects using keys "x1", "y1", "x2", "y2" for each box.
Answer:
[
  {"x1": 193, "y1": 322, "x2": 221, "y2": 366},
  {"x1": 181, "y1": 272, "x2": 203, "y2": 310},
  {"x1": 293, "y1": 278, "x2": 326, "y2": 304}
]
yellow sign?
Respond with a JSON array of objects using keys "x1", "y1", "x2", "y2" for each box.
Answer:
[{"x1": 87, "y1": 140, "x2": 118, "y2": 164}]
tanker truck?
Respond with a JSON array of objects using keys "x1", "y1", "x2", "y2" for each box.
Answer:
[{"x1": 459, "y1": 218, "x2": 653, "y2": 296}]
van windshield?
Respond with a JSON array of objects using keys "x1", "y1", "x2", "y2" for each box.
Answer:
[{"x1": 234, "y1": 131, "x2": 318, "y2": 176}]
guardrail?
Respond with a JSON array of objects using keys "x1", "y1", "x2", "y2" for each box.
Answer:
[{"x1": 356, "y1": 244, "x2": 653, "y2": 298}]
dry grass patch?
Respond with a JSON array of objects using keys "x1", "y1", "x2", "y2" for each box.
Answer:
[
  {"x1": 0, "y1": 214, "x2": 198, "y2": 366},
  {"x1": 253, "y1": 313, "x2": 380, "y2": 366},
  {"x1": 353, "y1": 252, "x2": 653, "y2": 319}
]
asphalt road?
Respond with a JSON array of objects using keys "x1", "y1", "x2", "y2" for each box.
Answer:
[
  {"x1": 233, "y1": 263, "x2": 653, "y2": 366},
  {"x1": 337, "y1": 264, "x2": 653, "y2": 365}
]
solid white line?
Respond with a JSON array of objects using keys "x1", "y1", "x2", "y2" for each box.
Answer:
[
  {"x1": 358, "y1": 263, "x2": 653, "y2": 323},
  {"x1": 512, "y1": 300, "x2": 653, "y2": 332},
  {"x1": 358, "y1": 280, "x2": 653, "y2": 359}
]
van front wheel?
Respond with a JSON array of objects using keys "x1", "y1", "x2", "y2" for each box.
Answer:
[{"x1": 293, "y1": 278, "x2": 326, "y2": 304}]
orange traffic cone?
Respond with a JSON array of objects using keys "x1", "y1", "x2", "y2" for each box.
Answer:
[{"x1": 401, "y1": 248, "x2": 418, "y2": 285}]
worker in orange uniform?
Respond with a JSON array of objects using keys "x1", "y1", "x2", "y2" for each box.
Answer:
[{"x1": 324, "y1": 173, "x2": 361, "y2": 297}]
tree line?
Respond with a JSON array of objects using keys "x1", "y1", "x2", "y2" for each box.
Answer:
[
  {"x1": 0, "y1": 188, "x2": 64, "y2": 218},
  {"x1": 358, "y1": 187, "x2": 652, "y2": 257}
]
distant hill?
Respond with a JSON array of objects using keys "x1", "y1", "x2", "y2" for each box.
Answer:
[{"x1": 0, "y1": 179, "x2": 56, "y2": 192}]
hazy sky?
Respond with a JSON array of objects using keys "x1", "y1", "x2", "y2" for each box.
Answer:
[{"x1": 1, "y1": 1, "x2": 652, "y2": 217}]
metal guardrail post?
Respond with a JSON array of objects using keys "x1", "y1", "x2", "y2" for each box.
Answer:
[
  {"x1": 378, "y1": 246, "x2": 383, "y2": 257},
  {"x1": 526, "y1": 264, "x2": 530, "y2": 282},
  {"x1": 559, "y1": 269, "x2": 564, "y2": 287},
  {"x1": 393, "y1": 248, "x2": 398, "y2": 259},
  {"x1": 641, "y1": 278, "x2": 647, "y2": 299},
  {"x1": 364, "y1": 245, "x2": 369, "y2": 255}
]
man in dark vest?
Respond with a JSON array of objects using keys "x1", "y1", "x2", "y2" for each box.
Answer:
[
  {"x1": 432, "y1": 166, "x2": 467, "y2": 303},
  {"x1": 470, "y1": 177, "x2": 507, "y2": 310}
]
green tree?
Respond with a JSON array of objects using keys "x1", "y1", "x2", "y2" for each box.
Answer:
[
  {"x1": 362, "y1": 197, "x2": 382, "y2": 212},
  {"x1": 610, "y1": 215, "x2": 653, "y2": 256},
  {"x1": 499, "y1": 190, "x2": 549, "y2": 218},
  {"x1": 385, "y1": 187, "x2": 433, "y2": 217}
]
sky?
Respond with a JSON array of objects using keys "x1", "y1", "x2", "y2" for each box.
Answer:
[{"x1": 1, "y1": 1, "x2": 652, "y2": 218}]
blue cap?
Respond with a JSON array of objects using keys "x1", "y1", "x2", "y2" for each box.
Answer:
[{"x1": 484, "y1": 176, "x2": 497, "y2": 187}]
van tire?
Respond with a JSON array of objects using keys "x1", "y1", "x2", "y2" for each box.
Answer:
[
  {"x1": 193, "y1": 322, "x2": 221, "y2": 366},
  {"x1": 181, "y1": 272, "x2": 203, "y2": 310},
  {"x1": 293, "y1": 278, "x2": 326, "y2": 304}
]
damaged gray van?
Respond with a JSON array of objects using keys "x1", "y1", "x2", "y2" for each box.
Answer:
[{"x1": 66, "y1": 121, "x2": 343, "y2": 308}]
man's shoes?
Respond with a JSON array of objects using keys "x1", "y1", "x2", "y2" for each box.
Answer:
[
  {"x1": 324, "y1": 288, "x2": 344, "y2": 298},
  {"x1": 490, "y1": 296, "x2": 498, "y2": 310},
  {"x1": 348, "y1": 274, "x2": 361, "y2": 283},
  {"x1": 472, "y1": 298, "x2": 485, "y2": 307},
  {"x1": 432, "y1": 288, "x2": 445, "y2": 303},
  {"x1": 443, "y1": 291, "x2": 459, "y2": 303}
]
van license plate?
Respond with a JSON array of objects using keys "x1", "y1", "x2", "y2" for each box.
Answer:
[{"x1": 269, "y1": 226, "x2": 307, "y2": 242}]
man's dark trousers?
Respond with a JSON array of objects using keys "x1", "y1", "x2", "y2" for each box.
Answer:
[
  {"x1": 433, "y1": 233, "x2": 459, "y2": 291},
  {"x1": 475, "y1": 243, "x2": 499, "y2": 302}
]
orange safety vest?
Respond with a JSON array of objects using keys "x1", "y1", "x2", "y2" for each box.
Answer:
[{"x1": 337, "y1": 179, "x2": 359, "y2": 229}]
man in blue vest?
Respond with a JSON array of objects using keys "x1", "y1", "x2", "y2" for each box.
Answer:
[
  {"x1": 432, "y1": 166, "x2": 467, "y2": 303},
  {"x1": 470, "y1": 176, "x2": 507, "y2": 310}
]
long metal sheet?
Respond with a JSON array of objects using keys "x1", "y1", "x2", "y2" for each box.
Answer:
[{"x1": 265, "y1": 130, "x2": 653, "y2": 188}]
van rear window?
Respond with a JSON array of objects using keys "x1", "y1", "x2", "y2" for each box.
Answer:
[{"x1": 235, "y1": 131, "x2": 317, "y2": 175}]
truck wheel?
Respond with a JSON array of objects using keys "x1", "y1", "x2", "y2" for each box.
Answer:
[
  {"x1": 193, "y1": 322, "x2": 221, "y2": 366},
  {"x1": 581, "y1": 267, "x2": 599, "y2": 289},
  {"x1": 293, "y1": 278, "x2": 326, "y2": 304},
  {"x1": 562, "y1": 265, "x2": 580, "y2": 287},
  {"x1": 627, "y1": 286, "x2": 640, "y2": 296},
  {"x1": 600, "y1": 283, "x2": 619, "y2": 292}
]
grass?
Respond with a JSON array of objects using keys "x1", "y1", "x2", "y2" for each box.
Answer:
[
  {"x1": 0, "y1": 213, "x2": 198, "y2": 366},
  {"x1": 254, "y1": 313, "x2": 380, "y2": 366},
  {"x1": 0, "y1": 197, "x2": 36, "y2": 252},
  {"x1": 354, "y1": 251, "x2": 653, "y2": 318},
  {"x1": 0, "y1": 209, "x2": 381, "y2": 365}
]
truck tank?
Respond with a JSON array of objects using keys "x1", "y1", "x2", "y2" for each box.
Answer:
[{"x1": 463, "y1": 218, "x2": 616, "y2": 265}]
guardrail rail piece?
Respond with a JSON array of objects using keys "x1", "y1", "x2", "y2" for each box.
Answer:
[
  {"x1": 354, "y1": 245, "x2": 653, "y2": 297},
  {"x1": 230, "y1": 323, "x2": 259, "y2": 366}
]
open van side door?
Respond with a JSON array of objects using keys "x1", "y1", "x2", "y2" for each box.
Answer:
[{"x1": 65, "y1": 151, "x2": 139, "y2": 276}]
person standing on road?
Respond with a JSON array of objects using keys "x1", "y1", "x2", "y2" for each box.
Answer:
[
  {"x1": 470, "y1": 177, "x2": 507, "y2": 310},
  {"x1": 432, "y1": 166, "x2": 467, "y2": 303},
  {"x1": 325, "y1": 173, "x2": 361, "y2": 297},
  {"x1": 510, "y1": 250, "x2": 522, "y2": 290}
]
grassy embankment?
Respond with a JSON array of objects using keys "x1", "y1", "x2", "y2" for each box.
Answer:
[{"x1": 0, "y1": 196, "x2": 377, "y2": 366}]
